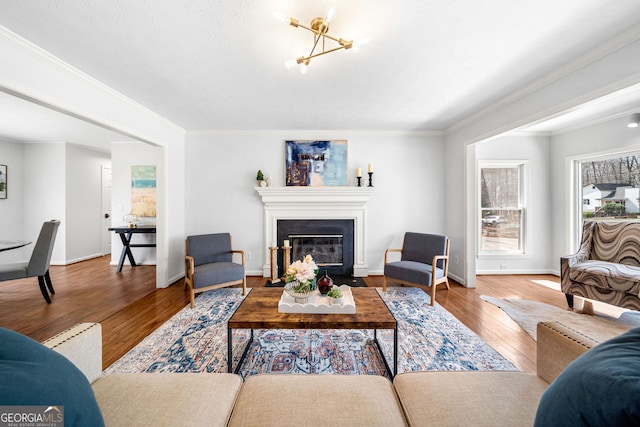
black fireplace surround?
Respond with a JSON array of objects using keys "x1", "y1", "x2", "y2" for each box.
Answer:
[{"x1": 277, "y1": 219, "x2": 354, "y2": 277}]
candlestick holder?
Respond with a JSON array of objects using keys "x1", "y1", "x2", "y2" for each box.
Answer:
[
  {"x1": 357, "y1": 176, "x2": 362, "y2": 187},
  {"x1": 368, "y1": 172, "x2": 374, "y2": 187},
  {"x1": 269, "y1": 246, "x2": 280, "y2": 284}
]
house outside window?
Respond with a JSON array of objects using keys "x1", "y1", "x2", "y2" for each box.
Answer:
[
  {"x1": 580, "y1": 154, "x2": 640, "y2": 220},
  {"x1": 479, "y1": 161, "x2": 526, "y2": 254}
]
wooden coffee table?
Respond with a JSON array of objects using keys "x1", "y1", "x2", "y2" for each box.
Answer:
[{"x1": 227, "y1": 287, "x2": 398, "y2": 377}]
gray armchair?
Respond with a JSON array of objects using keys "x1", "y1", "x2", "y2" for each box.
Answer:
[
  {"x1": 0, "y1": 220, "x2": 61, "y2": 303},
  {"x1": 383, "y1": 232, "x2": 450, "y2": 306},
  {"x1": 185, "y1": 233, "x2": 246, "y2": 308}
]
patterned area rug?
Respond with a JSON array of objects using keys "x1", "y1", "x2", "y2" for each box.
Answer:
[{"x1": 105, "y1": 287, "x2": 515, "y2": 379}]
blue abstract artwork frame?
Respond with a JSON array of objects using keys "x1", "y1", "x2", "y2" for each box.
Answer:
[{"x1": 285, "y1": 140, "x2": 348, "y2": 187}]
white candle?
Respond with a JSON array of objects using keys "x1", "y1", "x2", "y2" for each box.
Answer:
[
  {"x1": 284, "y1": 240, "x2": 290, "y2": 247},
  {"x1": 271, "y1": 241, "x2": 276, "y2": 248},
  {"x1": 368, "y1": 163, "x2": 374, "y2": 173},
  {"x1": 356, "y1": 167, "x2": 362, "y2": 177}
]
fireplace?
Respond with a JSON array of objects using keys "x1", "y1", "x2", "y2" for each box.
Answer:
[
  {"x1": 277, "y1": 219, "x2": 354, "y2": 276},
  {"x1": 256, "y1": 187, "x2": 374, "y2": 277}
]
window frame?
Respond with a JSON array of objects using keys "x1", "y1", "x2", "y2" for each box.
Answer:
[
  {"x1": 574, "y1": 149, "x2": 640, "y2": 250},
  {"x1": 477, "y1": 160, "x2": 527, "y2": 256}
]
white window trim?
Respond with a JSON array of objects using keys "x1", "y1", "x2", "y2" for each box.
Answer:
[{"x1": 477, "y1": 160, "x2": 528, "y2": 257}]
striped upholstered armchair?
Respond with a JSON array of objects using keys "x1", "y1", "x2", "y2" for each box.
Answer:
[{"x1": 561, "y1": 220, "x2": 640, "y2": 311}]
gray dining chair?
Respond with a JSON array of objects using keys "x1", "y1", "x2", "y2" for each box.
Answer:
[
  {"x1": 382, "y1": 232, "x2": 450, "y2": 306},
  {"x1": 0, "y1": 220, "x2": 61, "y2": 303},
  {"x1": 184, "y1": 232, "x2": 246, "y2": 308}
]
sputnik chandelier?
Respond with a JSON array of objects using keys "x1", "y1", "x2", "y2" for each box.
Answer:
[{"x1": 275, "y1": 7, "x2": 368, "y2": 74}]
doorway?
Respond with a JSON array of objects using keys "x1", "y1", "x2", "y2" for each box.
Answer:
[{"x1": 101, "y1": 165, "x2": 112, "y2": 255}]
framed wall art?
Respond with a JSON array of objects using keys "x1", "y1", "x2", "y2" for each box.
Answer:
[
  {"x1": 131, "y1": 165, "x2": 156, "y2": 217},
  {"x1": 0, "y1": 164, "x2": 6, "y2": 199},
  {"x1": 285, "y1": 140, "x2": 347, "y2": 187}
]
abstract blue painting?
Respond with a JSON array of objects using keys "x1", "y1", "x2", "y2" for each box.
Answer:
[{"x1": 285, "y1": 140, "x2": 348, "y2": 186}]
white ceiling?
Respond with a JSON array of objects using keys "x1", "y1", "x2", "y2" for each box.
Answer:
[{"x1": 1, "y1": 0, "x2": 640, "y2": 145}]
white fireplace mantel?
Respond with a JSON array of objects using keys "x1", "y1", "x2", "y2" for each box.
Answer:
[{"x1": 256, "y1": 187, "x2": 374, "y2": 277}]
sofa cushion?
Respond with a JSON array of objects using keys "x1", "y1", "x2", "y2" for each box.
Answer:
[
  {"x1": 394, "y1": 371, "x2": 547, "y2": 426},
  {"x1": 92, "y1": 373, "x2": 242, "y2": 427},
  {"x1": 0, "y1": 327, "x2": 105, "y2": 427},
  {"x1": 534, "y1": 327, "x2": 640, "y2": 427},
  {"x1": 228, "y1": 374, "x2": 407, "y2": 426},
  {"x1": 569, "y1": 260, "x2": 640, "y2": 295}
]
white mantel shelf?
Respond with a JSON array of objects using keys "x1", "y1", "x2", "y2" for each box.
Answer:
[
  {"x1": 256, "y1": 186, "x2": 374, "y2": 277},
  {"x1": 256, "y1": 186, "x2": 374, "y2": 205}
]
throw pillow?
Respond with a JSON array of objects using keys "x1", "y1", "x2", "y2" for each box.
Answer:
[
  {"x1": 0, "y1": 327, "x2": 104, "y2": 427},
  {"x1": 534, "y1": 326, "x2": 640, "y2": 426}
]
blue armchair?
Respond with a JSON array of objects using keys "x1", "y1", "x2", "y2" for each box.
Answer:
[
  {"x1": 0, "y1": 220, "x2": 60, "y2": 303},
  {"x1": 184, "y1": 233, "x2": 246, "y2": 308},
  {"x1": 383, "y1": 232, "x2": 450, "y2": 306}
]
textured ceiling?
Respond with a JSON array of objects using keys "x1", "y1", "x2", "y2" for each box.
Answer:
[{"x1": 1, "y1": 0, "x2": 640, "y2": 137}]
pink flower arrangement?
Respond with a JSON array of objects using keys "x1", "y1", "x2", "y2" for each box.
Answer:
[{"x1": 285, "y1": 254, "x2": 318, "y2": 291}]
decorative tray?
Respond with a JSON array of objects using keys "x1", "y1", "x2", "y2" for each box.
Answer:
[{"x1": 278, "y1": 285, "x2": 356, "y2": 314}]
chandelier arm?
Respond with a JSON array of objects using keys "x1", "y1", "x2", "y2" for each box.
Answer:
[
  {"x1": 299, "y1": 44, "x2": 347, "y2": 63},
  {"x1": 296, "y1": 23, "x2": 346, "y2": 45},
  {"x1": 308, "y1": 33, "x2": 323, "y2": 58}
]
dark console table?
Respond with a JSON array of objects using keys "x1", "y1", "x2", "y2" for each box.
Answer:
[{"x1": 108, "y1": 226, "x2": 156, "y2": 272}]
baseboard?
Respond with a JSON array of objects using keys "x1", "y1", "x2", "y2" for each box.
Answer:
[
  {"x1": 52, "y1": 253, "x2": 104, "y2": 265},
  {"x1": 476, "y1": 269, "x2": 558, "y2": 275}
]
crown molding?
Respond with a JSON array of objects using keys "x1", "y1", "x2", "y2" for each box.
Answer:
[{"x1": 187, "y1": 129, "x2": 444, "y2": 137}]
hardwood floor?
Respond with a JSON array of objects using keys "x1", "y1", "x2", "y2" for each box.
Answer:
[{"x1": 1, "y1": 256, "x2": 572, "y2": 373}]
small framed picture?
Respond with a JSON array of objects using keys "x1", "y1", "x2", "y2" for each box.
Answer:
[{"x1": 0, "y1": 164, "x2": 6, "y2": 199}]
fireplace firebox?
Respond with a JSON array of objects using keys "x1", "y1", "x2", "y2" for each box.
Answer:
[{"x1": 277, "y1": 219, "x2": 354, "y2": 276}]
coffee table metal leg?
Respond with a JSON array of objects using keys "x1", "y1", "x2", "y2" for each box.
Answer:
[
  {"x1": 394, "y1": 324, "x2": 398, "y2": 376},
  {"x1": 374, "y1": 328, "x2": 396, "y2": 379},
  {"x1": 229, "y1": 328, "x2": 254, "y2": 375},
  {"x1": 227, "y1": 325, "x2": 233, "y2": 373}
]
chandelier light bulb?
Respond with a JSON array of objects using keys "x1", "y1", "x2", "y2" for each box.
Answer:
[
  {"x1": 299, "y1": 63, "x2": 309, "y2": 74},
  {"x1": 284, "y1": 58, "x2": 297, "y2": 69},
  {"x1": 351, "y1": 37, "x2": 370, "y2": 53},
  {"x1": 273, "y1": 12, "x2": 289, "y2": 24},
  {"x1": 325, "y1": 7, "x2": 336, "y2": 23}
]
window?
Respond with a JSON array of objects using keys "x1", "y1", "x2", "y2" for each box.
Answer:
[
  {"x1": 579, "y1": 153, "x2": 640, "y2": 220},
  {"x1": 479, "y1": 162, "x2": 526, "y2": 254}
]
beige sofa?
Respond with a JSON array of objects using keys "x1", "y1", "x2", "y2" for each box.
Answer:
[{"x1": 41, "y1": 321, "x2": 599, "y2": 427}]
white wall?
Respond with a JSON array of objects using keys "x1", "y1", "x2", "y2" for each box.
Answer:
[
  {"x1": 110, "y1": 142, "x2": 163, "y2": 268},
  {"x1": 65, "y1": 144, "x2": 110, "y2": 263},
  {"x1": 184, "y1": 131, "x2": 446, "y2": 275},
  {"x1": 0, "y1": 139, "x2": 26, "y2": 263},
  {"x1": 475, "y1": 134, "x2": 553, "y2": 274},
  {"x1": 22, "y1": 143, "x2": 66, "y2": 264},
  {"x1": 550, "y1": 116, "x2": 640, "y2": 268}
]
